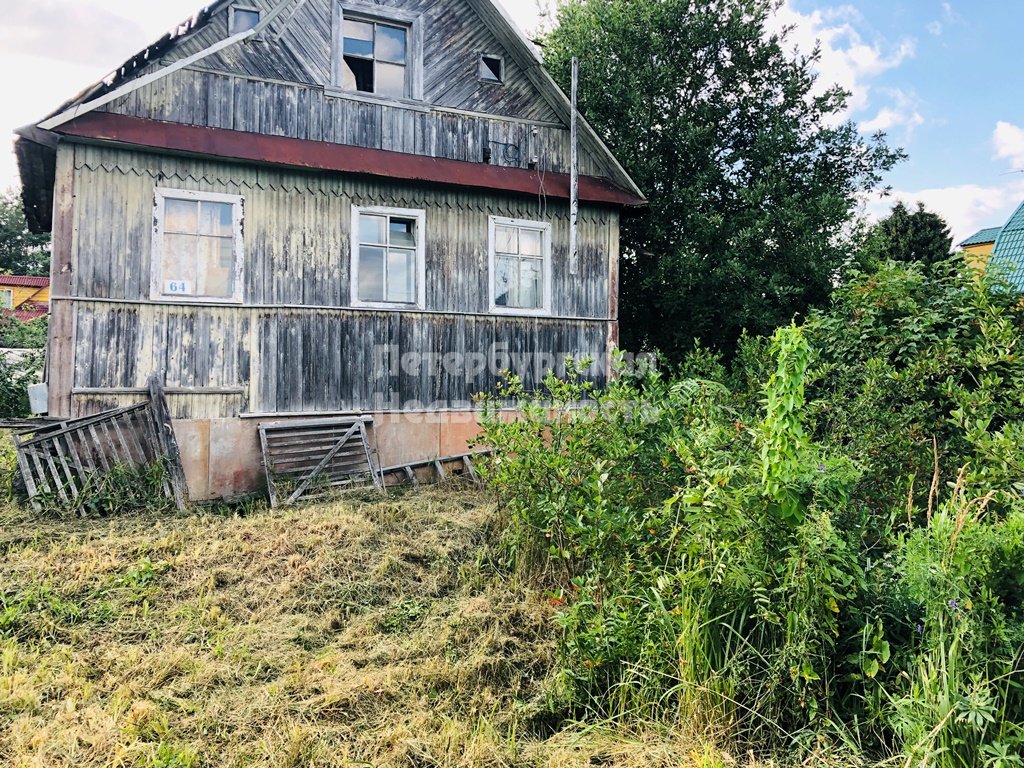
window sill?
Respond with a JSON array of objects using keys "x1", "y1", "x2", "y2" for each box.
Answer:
[
  {"x1": 323, "y1": 87, "x2": 430, "y2": 113},
  {"x1": 351, "y1": 299, "x2": 425, "y2": 311},
  {"x1": 489, "y1": 306, "x2": 552, "y2": 318},
  {"x1": 150, "y1": 294, "x2": 244, "y2": 306}
]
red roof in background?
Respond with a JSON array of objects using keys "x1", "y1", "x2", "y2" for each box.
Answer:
[
  {"x1": 0, "y1": 275, "x2": 49, "y2": 287},
  {"x1": 3, "y1": 306, "x2": 48, "y2": 322}
]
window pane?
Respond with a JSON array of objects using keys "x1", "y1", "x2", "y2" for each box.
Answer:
[
  {"x1": 376, "y1": 62, "x2": 406, "y2": 98},
  {"x1": 231, "y1": 8, "x2": 260, "y2": 34},
  {"x1": 519, "y1": 228, "x2": 542, "y2": 257},
  {"x1": 494, "y1": 255, "x2": 517, "y2": 307},
  {"x1": 164, "y1": 199, "x2": 198, "y2": 234},
  {"x1": 494, "y1": 225, "x2": 518, "y2": 255},
  {"x1": 343, "y1": 19, "x2": 374, "y2": 57},
  {"x1": 389, "y1": 217, "x2": 415, "y2": 247},
  {"x1": 199, "y1": 202, "x2": 233, "y2": 237},
  {"x1": 519, "y1": 257, "x2": 542, "y2": 308},
  {"x1": 387, "y1": 249, "x2": 416, "y2": 303},
  {"x1": 358, "y1": 246, "x2": 386, "y2": 302},
  {"x1": 480, "y1": 56, "x2": 502, "y2": 82},
  {"x1": 343, "y1": 56, "x2": 374, "y2": 92},
  {"x1": 163, "y1": 234, "x2": 197, "y2": 295},
  {"x1": 376, "y1": 24, "x2": 406, "y2": 63},
  {"x1": 0, "y1": 290, "x2": 12, "y2": 309},
  {"x1": 359, "y1": 214, "x2": 386, "y2": 245},
  {"x1": 198, "y1": 237, "x2": 235, "y2": 298}
]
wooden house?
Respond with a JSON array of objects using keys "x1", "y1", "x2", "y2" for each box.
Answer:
[
  {"x1": 15, "y1": 0, "x2": 644, "y2": 500},
  {"x1": 0, "y1": 276, "x2": 50, "y2": 322}
]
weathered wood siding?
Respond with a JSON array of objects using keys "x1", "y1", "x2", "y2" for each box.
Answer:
[
  {"x1": 95, "y1": 0, "x2": 610, "y2": 177},
  {"x1": 57, "y1": 143, "x2": 616, "y2": 419},
  {"x1": 163, "y1": 0, "x2": 560, "y2": 121}
]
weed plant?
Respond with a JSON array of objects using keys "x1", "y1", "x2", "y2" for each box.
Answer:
[{"x1": 478, "y1": 258, "x2": 1024, "y2": 766}]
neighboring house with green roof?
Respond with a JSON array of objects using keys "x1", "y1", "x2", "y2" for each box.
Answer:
[
  {"x1": 958, "y1": 225, "x2": 1003, "y2": 270},
  {"x1": 988, "y1": 202, "x2": 1024, "y2": 290}
]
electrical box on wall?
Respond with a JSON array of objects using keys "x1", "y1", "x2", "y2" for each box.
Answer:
[{"x1": 28, "y1": 383, "x2": 47, "y2": 415}]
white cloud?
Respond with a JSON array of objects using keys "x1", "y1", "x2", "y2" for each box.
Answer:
[
  {"x1": 864, "y1": 179, "x2": 1024, "y2": 245},
  {"x1": 770, "y1": 2, "x2": 916, "y2": 117},
  {"x1": 993, "y1": 121, "x2": 1024, "y2": 170},
  {"x1": 0, "y1": 0, "x2": 148, "y2": 66},
  {"x1": 860, "y1": 88, "x2": 924, "y2": 138},
  {"x1": 926, "y1": 20, "x2": 943, "y2": 36}
]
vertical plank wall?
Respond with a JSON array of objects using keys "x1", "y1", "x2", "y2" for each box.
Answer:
[{"x1": 56, "y1": 143, "x2": 618, "y2": 419}]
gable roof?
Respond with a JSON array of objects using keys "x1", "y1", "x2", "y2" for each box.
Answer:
[
  {"x1": 16, "y1": 0, "x2": 643, "y2": 233},
  {"x1": 989, "y1": 202, "x2": 1024, "y2": 291},
  {"x1": 959, "y1": 226, "x2": 1003, "y2": 248}
]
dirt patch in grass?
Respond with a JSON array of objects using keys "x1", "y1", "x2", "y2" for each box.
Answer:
[{"x1": 0, "y1": 487, "x2": 816, "y2": 767}]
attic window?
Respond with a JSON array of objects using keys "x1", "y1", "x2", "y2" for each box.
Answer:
[
  {"x1": 230, "y1": 7, "x2": 261, "y2": 34},
  {"x1": 479, "y1": 55, "x2": 504, "y2": 83},
  {"x1": 341, "y1": 18, "x2": 409, "y2": 98}
]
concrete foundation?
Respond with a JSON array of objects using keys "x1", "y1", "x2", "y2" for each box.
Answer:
[{"x1": 172, "y1": 410, "x2": 488, "y2": 501}]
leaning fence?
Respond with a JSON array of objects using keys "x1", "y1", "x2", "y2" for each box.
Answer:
[{"x1": 13, "y1": 377, "x2": 188, "y2": 512}]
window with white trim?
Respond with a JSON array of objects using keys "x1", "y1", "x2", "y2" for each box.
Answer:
[
  {"x1": 489, "y1": 217, "x2": 551, "y2": 315},
  {"x1": 351, "y1": 205, "x2": 425, "y2": 308},
  {"x1": 151, "y1": 189, "x2": 244, "y2": 303},
  {"x1": 0, "y1": 289, "x2": 12, "y2": 310}
]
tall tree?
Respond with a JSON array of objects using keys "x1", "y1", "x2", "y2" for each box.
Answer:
[
  {"x1": 543, "y1": 0, "x2": 904, "y2": 359},
  {"x1": 863, "y1": 201, "x2": 953, "y2": 268},
  {"x1": 0, "y1": 189, "x2": 50, "y2": 276}
]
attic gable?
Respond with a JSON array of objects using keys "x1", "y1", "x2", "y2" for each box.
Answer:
[
  {"x1": 18, "y1": 0, "x2": 644, "y2": 232},
  {"x1": 160, "y1": 0, "x2": 562, "y2": 123}
]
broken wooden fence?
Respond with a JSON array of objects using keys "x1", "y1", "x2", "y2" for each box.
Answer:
[
  {"x1": 13, "y1": 377, "x2": 188, "y2": 512},
  {"x1": 259, "y1": 416, "x2": 383, "y2": 507}
]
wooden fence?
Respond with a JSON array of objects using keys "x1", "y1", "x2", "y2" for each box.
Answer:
[{"x1": 13, "y1": 377, "x2": 188, "y2": 512}]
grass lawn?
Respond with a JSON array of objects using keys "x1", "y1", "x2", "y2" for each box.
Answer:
[{"x1": 0, "y1": 487, "x2": 731, "y2": 768}]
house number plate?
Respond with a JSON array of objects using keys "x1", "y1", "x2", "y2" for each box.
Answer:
[{"x1": 165, "y1": 280, "x2": 191, "y2": 295}]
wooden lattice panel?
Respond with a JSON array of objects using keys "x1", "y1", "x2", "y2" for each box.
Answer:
[{"x1": 258, "y1": 417, "x2": 382, "y2": 507}]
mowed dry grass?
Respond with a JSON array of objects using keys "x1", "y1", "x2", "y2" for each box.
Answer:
[{"x1": 0, "y1": 487, "x2": 738, "y2": 768}]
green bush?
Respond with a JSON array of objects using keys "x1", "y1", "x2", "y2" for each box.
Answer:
[{"x1": 478, "y1": 258, "x2": 1024, "y2": 764}]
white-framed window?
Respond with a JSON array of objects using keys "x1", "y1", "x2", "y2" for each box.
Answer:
[
  {"x1": 230, "y1": 6, "x2": 262, "y2": 34},
  {"x1": 489, "y1": 217, "x2": 552, "y2": 315},
  {"x1": 333, "y1": 3, "x2": 422, "y2": 100},
  {"x1": 0, "y1": 289, "x2": 12, "y2": 310},
  {"x1": 350, "y1": 205, "x2": 426, "y2": 309},
  {"x1": 151, "y1": 188, "x2": 244, "y2": 303}
]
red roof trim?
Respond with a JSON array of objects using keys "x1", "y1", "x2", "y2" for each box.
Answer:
[
  {"x1": 0, "y1": 276, "x2": 49, "y2": 287},
  {"x1": 56, "y1": 113, "x2": 647, "y2": 208}
]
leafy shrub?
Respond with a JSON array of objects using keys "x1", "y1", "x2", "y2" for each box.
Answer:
[
  {"x1": 0, "y1": 350, "x2": 41, "y2": 418},
  {"x1": 478, "y1": 259, "x2": 1024, "y2": 764}
]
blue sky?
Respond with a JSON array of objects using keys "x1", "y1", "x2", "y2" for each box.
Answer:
[
  {"x1": 1, "y1": 0, "x2": 1022, "y2": 242},
  {"x1": 776, "y1": 0, "x2": 1024, "y2": 241}
]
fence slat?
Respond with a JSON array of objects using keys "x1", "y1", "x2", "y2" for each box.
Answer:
[{"x1": 14, "y1": 376, "x2": 189, "y2": 513}]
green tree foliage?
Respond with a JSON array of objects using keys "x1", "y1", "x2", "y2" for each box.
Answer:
[
  {"x1": 542, "y1": 0, "x2": 904, "y2": 360},
  {"x1": 862, "y1": 200, "x2": 954, "y2": 268},
  {"x1": 478, "y1": 258, "x2": 1024, "y2": 764},
  {"x1": 0, "y1": 189, "x2": 50, "y2": 276},
  {"x1": 0, "y1": 314, "x2": 47, "y2": 349}
]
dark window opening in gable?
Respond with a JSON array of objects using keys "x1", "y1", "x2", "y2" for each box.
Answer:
[
  {"x1": 230, "y1": 7, "x2": 261, "y2": 34},
  {"x1": 480, "y1": 55, "x2": 503, "y2": 83},
  {"x1": 341, "y1": 17, "x2": 408, "y2": 98}
]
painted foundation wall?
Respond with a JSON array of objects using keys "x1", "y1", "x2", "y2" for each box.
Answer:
[{"x1": 174, "y1": 411, "x2": 487, "y2": 500}]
